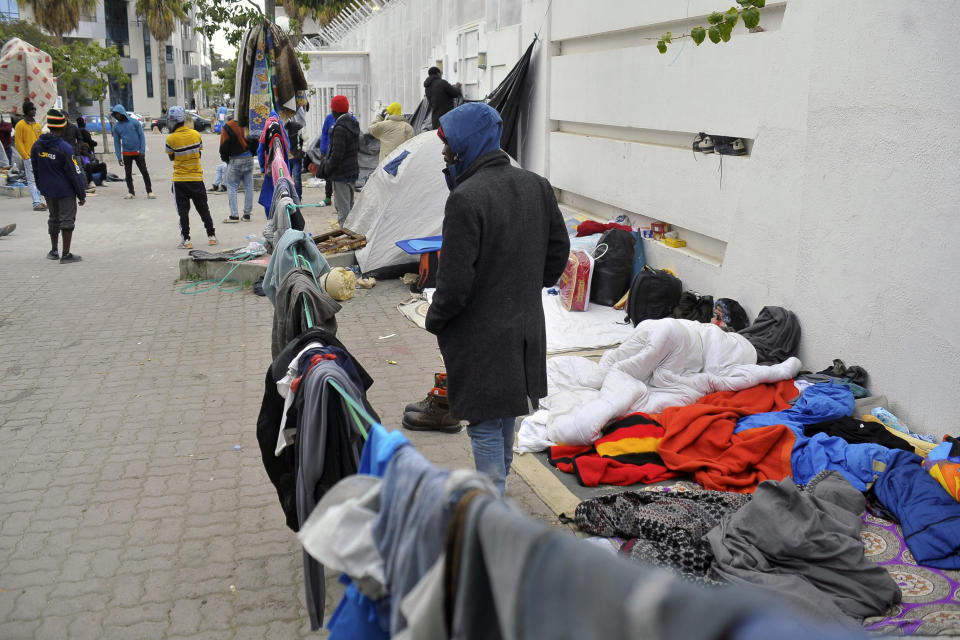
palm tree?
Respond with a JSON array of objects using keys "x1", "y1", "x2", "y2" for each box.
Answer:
[
  {"x1": 18, "y1": 0, "x2": 98, "y2": 43},
  {"x1": 135, "y1": 0, "x2": 188, "y2": 113}
]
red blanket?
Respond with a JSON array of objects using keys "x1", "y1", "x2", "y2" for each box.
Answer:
[
  {"x1": 549, "y1": 412, "x2": 680, "y2": 487},
  {"x1": 655, "y1": 380, "x2": 798, "y2": 493}
]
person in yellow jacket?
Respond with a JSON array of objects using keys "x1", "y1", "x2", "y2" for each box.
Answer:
[
  {"x1": 164, "y1": 105, "x2": 217, "y2": 249},
  {"x1": 369, "y1": 102, "x2": 414, "y2": 163},
  {"x1": 14, "y1": 101, "x2": 45, "y2": 210}
]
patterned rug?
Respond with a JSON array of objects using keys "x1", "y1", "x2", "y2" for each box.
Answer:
[{"x1": 861, "y1": 513, "x2": 960, "y2": 635}]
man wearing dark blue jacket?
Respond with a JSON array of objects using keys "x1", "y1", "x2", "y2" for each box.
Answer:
[
  {"x1": 420, "y1": 102, "x2": 570, "y2": 494},
  {"x1": 31, "y1": 109, "x2": 86, "y2": 263}
]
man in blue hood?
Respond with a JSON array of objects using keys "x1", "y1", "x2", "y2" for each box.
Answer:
[
  {"x1": 418, "y1": 102, "x2": 571, "y2": 495},
  {"x1": 31, "y1": 109, "x2": 86, "y2": 263},
  {"x1": 110, "y1": 104, "x2": 154, "y2": 199}
]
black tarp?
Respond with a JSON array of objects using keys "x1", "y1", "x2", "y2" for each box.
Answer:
[{"x1": 486, "y1": 39, "x2": 536, "y2": 160}]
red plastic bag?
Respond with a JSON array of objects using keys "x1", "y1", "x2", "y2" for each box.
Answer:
[{"x1": 558, "y1": 250, "x2": 595, "y2": 311}]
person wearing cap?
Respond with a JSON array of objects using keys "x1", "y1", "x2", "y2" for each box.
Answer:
[
  {"x1": 31, "y1": 108, "x2": 86, "y2": 263},
  {"x1": 110, "y1": 104, "x2": 155, "y2": 199},
  {"x1": 421, "y1": 102, "x2": 570, "y2": 495},
  {"x1": 14, "y1": 101, "x2": 45, "y2": 210},
  {"x1": 309, "y1": 95, "x2": 359, "y2": 226},
  {"x1": 369, "y1": 101, "x2": 414, "y2": 163},
  {"x1": 164, "y1": 105, "x2": 217, "y2": 249},
  {"x1": 423, "y1": 67, "x2": 462, "y2": 130}
]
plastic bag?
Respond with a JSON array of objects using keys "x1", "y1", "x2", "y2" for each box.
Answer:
[{"x1": 558, "y1": 250, "x2": 595, "y2": 312}]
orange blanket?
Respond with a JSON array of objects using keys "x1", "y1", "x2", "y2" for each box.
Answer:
[{"x1": 655, "y1": 380, "x2": 798, "y2": 493}]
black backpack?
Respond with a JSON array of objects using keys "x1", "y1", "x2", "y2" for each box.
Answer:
[
  {"x1": 590, "y1": 229, "x2": 636, "y2": 307},
  {"x1": 625, "y1": 266, "x2": 683, "y2": 326}
]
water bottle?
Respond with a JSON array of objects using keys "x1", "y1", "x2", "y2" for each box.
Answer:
[
  {"x1": 871, "y1": 407, "x2": 908, "y2": 434},
  {"x1": 245, "y1": 234, "x2": 265, "y2": 244}
]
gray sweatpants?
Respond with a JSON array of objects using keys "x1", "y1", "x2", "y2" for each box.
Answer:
[{"x1": 332, "y1": 180, "x2": 355, "y2": 226}]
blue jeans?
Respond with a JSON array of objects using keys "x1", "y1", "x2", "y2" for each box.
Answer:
[
  {"x1": 467, "y1": 417, "x2": 516, "y2": 495},
  {"x1": 213, "y1": 162, "x2": 226, "y2": 187},
  {"x1": 226, "y1": 156, "x2": 254, "y2": 219},
  {"x1": 23, "y1": 158, "x2": 42, "y2": 206}
]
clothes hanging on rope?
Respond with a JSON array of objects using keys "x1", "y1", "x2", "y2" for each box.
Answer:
[
  {"x1": 273, "y1": 268, "x2": 341, "y2": 358},
  {"x1": 296, "y1": 424, "x2": 870, "y2": 640},
  {"x1": 235, "y1": 21, "x2": 309, "y2": 134},
  {"x1": 262, "y1": 228, "x2": 330, "y2": 305}
]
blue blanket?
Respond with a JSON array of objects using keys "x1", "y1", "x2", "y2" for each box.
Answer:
[
  {"x1": 735, "y1": 383, "x2": 895, "y2": 490},
  {"x1": 874, "y1": 449, "x2": 960, "y2": 569}
]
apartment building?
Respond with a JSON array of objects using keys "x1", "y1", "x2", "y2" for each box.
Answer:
[{"x1": 11, "y1": 0, "x2": 212, "y2": 118}]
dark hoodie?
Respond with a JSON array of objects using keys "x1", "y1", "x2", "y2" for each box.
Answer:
[
  {"x1": 30, "y1": 133, "x2": 85, "y2": 199},
  {"x1": 325, "y1": 113, "x2": 360, "y2": 182},
  {"x1": 424, "y1": 102, "x2": 570, "y2": 422},
  {"x1": 424, "y1": 73, "x2": 462, "y2": 130}
]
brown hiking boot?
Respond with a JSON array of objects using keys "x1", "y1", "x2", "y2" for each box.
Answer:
[
  {"x1": 401, "y1": 394, "x2": 462, "y2": 433},
  {"x1": 404, "y1": 372, "x2": 448, "y2": 414}
]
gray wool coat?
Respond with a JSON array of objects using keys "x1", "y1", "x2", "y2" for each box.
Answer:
[{"x1": 425, "y1": 150, "x2": 570, "y2": 423}]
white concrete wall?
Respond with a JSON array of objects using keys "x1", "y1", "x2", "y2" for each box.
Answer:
[{"x1": 548, "y1": 0, "x2": 960, "y2": 439}]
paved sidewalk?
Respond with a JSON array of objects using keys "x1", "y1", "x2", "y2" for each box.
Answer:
[{"x1": 0, "y1": 140, "x2": 555, "y2": 638}]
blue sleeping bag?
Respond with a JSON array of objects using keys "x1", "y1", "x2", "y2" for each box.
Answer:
[
  {"x1": 735, "y1": 383, "x2": 895, "y2": 490},
  {"x1": 873, "y1": 449, "x2": 960, "y2": 569}
]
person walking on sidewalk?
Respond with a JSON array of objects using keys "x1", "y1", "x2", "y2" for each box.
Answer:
[
  {"x1": 314, "y1": 94, "x2": 359, "y2": 227},
  {"x1": 165, "y1": 106, "x2": 217, "y2": 249},
  {"x1": 14, "y1": 101, "x2": 45, "y2": 211},
  {"x1": 424, "y1": 67, "x2": 462, "y2": 130},
  {"x1": 111, "y1": 104, "x2": 155, "y2": 199},
  {"x1": 31, "y1": 109, "x2": 86, "y2": 264},
  {"x1": 317, "y1": 110, "x2": 336, "y2": 206},
  {"x1": 370, "y1": 101, "x2": 414, "y2": 163},
  {"x1": 423, "y1": 102, "x2": 570, "y2": 495},
  {"x1": 218, "y1": 116, "x2": 254, "y2": 224}
]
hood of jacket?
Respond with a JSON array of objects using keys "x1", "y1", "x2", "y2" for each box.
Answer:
[
  {"x1": 423, "y1": 75, "x2": 439, "y2": 89},
  {"x1": 35, "y1": 131, "x2": 67, "y2": 153},
  {"x1": 438, "y1": 102, "x2": 502, "y2": 190},
  {"x1": 110, "y1": 104, "x2": 127, "y2": 119},
  {"x1": 334, "y1": 113, "x2": 360, "y2": 137}
]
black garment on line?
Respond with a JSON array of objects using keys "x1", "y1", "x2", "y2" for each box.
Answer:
[
  {"x1": 803, "y1": 416, "x2": 915, "y2": 452},
  {"x1": 173, "y1": 181, "x2": 215, "y2": 240},
  {"x1": 256, "y1": 328, "x2": 376, "y2": 532},
  {"x1": 122, "y1": 153, "x2": 152, "y2": 194}
]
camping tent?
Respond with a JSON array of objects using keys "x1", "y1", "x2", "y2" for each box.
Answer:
[
  {"x1": 345, "y1": 131, "x2": 447, "y2": 274},
  {"x1": 0, "y1": 38, "x2": 58, "y2": 119},
  {"x1": 345, "y1": 130, "x2": 518, "y2": 274}
]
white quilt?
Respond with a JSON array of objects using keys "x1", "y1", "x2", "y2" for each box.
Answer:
[{"x1": 517, "y1": 318, "x2": 802, "y2": 452}]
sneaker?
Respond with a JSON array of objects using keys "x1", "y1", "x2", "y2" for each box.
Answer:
[
  {"x1": 323, "y1": 197, "x2": 331, "y2": 206},
  {"x1": 124, "y1": 193, "x2": 136, "y2": 199},
  {"x1": 46, "y1": 249, "x2": 59, "y2": 260},
  {"x1": 208, "y1": 236, "x2": 218, "y2": 246},
  {"x1": 241, "y1": 215, "x2": 251, "y2": 222},
  {"x1": 59, "y1": 253, "x2": 82, "y2": 264},
  {"x1": 219, "y1": 185, "x2": 228, "y2": 192},
  {"x1": 147, "y1": 192, "x2": 157, "y2": 199},
  {"x1": 692, "y1": 132, "x2": 714, "y2": 153},
  {"x1": 0, "y1": 223, "x2": 15, "y2": 237},
  {"x1": 222, "y1": 217, "x2": 239, "y2": 223},
  {"x1": 85, "y1": 186, "x2": 96, "y2": 194},
  {"x1": 33, "y1": 202, "x2": 47, "y2": 211},
  {"x1": 85, "y1": 190, "x2": 98, "y2": 197},
  {"x1": 208, "y1": 184, "x2": 220, "y2": 193},
  {"x1": 177, "y1": 238, "x2": 193, "y2": 249}
]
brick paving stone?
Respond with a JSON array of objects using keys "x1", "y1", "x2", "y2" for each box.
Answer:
[{"x1": 0, "y1": 139, "x2": 558, "y2": 638}]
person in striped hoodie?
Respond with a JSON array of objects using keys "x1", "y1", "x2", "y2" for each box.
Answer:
[{"x1": 165, "y1": 105, "x2": 217, "y2": 249}]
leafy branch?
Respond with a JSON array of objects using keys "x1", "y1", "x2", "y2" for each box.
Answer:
[{"x1": 656, "y1": 0, "x2": 765, "y2": 54}]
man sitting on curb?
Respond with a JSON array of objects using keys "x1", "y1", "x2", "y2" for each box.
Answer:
[{"x1": 31, "y1": 108, "x2": 86, "y2": 263}]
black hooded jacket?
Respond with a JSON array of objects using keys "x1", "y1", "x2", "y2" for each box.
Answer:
[
  {"x1": 424, "y1": 74, "x2": 462, "y2": 129},
  {"x1": 325, "y1": 114, "x2": 360, "y2": 181}
]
